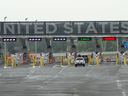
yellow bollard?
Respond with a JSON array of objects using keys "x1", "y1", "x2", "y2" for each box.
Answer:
[
  {"x1": 64, "y1": 58, "x2": 68, "y2": 65},
  {"x1": 60, "y1": 56, "x2": 64, "y2": 66},
  {"x1": 96, "y1": 56, "x2": 99, "y2": 65},
  {"x1": 71, "y1": 56, "x2": 74, "y2": 64},
  {"x1": 88, "y1": 55, "x2": 92, "y2": 65},
  {"x1": 68, "y1": 56, "x2": 71, "y2": 65},
  {"x1": 116, "y1": 54, "x2": 118, "y2": 65},
  {"x1": 124, "y1": 54, "x2": 127, "y2": 65},
  {"x1": 12, "y1": 57, "x2": 16, "y2": 68},
  {"x1": 32, "y1": 56, "x2": 37, "y2": 68},
  {"x1": 40, "y1": 56, "x2": 44, "y2": 67},
  {"x1": 4, "y1": 56, "x2": 8, "y2": 69}
]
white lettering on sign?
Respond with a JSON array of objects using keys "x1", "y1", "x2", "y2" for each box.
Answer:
[
  {"x1": 4, "y1": 23, "x2": 15, "y2": 34},
  {"x1": 34, "y1": 23, "x2": 44, "y2": 34},
  {"x1": 1, "y1": 21, "x2": 128, "y2": 35},
  {"x1": 110, "y1": 22, "x2": 119, "y2": 33},
  {"x1": 98, "y1": 22, "x2": 108, "y2": 33},
  {"x1": 46, "y1": 23, "x2": 57, "y2": 34},
  {"x1": 74, "y1": 22, "x2": 84, "y2": 34},
  {"x1": 25, "y1": 24, "x2": 30, "y2": 34},
  {"x1": 0, "y1": 23, "x2": 2, "y2": 34},
  {"x1": 121, "y1": 22, "x2": 128, "y2": 33},
  {"x1": 17, "y1": 23, "x2": 21, "y2": 34},
  {"x1": 64, "y1": 23, "x2": 73, "y2": 34},
  {"x1": 86, "y1": 22, "x2": 98, "y2": 33}
]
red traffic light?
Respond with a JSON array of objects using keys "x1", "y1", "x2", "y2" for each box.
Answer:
[{"x1": 102, "y1": 37, "x2": 116, "y2": 41}]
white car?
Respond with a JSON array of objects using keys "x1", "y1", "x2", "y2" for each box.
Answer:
[{"x1": 74, "y1": 57, "x2": 86, "y2": 67}]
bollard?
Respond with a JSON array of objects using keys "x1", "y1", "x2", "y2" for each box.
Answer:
[
  {"x1": 64, "y1": 58, "x2": 68, "y2": 65},
  {"x1": 12, "y1": 57, "x2": 16, "y2": 68},
  {"x1": 40, "y1": 56, "x2": 44, "y2": 67},
  {"x1": 71, "y1": 56, "x2": 74, "y2": 64},
  {"x1": 68, "y1": 56, "x2": 71, "y2": 65},
  {"x1": 61, "y1": 56, "x2": 64, "y2": 65},
  {"x1": 96, "y1": 56, "x2": 99, "y2": 65},
  {"x1": 124, "y1": 54, "x2": 127, "y2": 65},
  {"x1": 116, "y1": 54, "x2": 119, "y2": 65},
  {"x1": 32, "y1": 55, "x2": 37, "y2": 68},
  {"x1": 116, "y1": 54, "x2": 118, "y2": 65},
  {"x1": 31, "y1": 55, "x2": 34, "y2": 63},
  {"x1": 4, "y1": 55, "x2": 7, "y2": 69},
  {"x1": 48, "y1": 56, "x2": 51, "y2": 64},
  {"x1": 88, "y1": 55, "x2": 92, "y2": 65}
]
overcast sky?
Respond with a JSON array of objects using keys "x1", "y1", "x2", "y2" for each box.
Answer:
[{"x1": 0, "y1": 0, "x2": 128, "y2": 21}]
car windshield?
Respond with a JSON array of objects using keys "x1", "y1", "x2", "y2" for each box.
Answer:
[{"x1": 76, "y1": 58, "x2": 83, "y2": 60}]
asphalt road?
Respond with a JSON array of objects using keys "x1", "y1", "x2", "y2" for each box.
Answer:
[{"x1": 0, "y1": 64, "x2": 128, "y2": 96}]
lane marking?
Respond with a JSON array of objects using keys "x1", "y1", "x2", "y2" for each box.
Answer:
[
  {"x1": 85, "y1": 66, "x2": 95, "y2": 77},
  {"x1": 122, "y1": 92, "x2": 126, "y2": 96},
  {"x1": 53, "y1": 66, "x2": 67, "y2": 78},
  {"x1": 45, "y1": 66, "x2": 68, "y2": 81},
  {"x1": 73, "y1": 94, "x2": 79, "y2": 96},
  {"x1": 52, "y1": 65, "x2": 59, "y2": 68},
  {"x1": 25, "y1": 67, "x2": 37, "y2": 78},
  {"x1": 117, "y1": 80, "x2": 128, "y2": 82},
  {"x1": 116, "y1": 80, "x2": 127, "y2": 96}
]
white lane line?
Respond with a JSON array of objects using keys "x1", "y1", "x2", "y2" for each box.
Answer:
[
  {"x1": 122, "y1": 92, "x2": 127, "y2": 96},
  {"x1": 117, "y1": 80, "x2": 128, "y2": 82},
  {"x1": 73, "y1": 94, "x2": 79, "y2": 96},
  {"x1": 52, "y1": 65, "x2": 58, "y2": 68},
  {"x1": 25, "y1": 68, "x2": 36, "y2": 78},
  {"x1": 116, "y1": 80, "x2": 127, "y2": 96},
  {"x1": 85, "y1": 66, "x2": 95, "y2": 77},
  {"x1": 52, "y1": 64, "x2": 69, "y2": 68},
  {"x1": 42, "y1": 66, "x2": 68, "y2": 83},
  {"x1": 53, "y1": 66, "x2": 67, "y2": 78}
]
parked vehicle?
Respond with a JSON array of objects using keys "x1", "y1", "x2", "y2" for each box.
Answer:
[{"x1": 74, "y1": 57, "x2": 86, "y2": 67}]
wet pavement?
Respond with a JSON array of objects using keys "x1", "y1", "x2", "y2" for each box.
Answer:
[{"x1": 0, "y1": 64, "x2": 128, "y2": 96}]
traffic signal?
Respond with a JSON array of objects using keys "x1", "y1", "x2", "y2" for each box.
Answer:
[
  {"x1": 2, "y1": 38, "x2": 16, "y2": 42},
  {"x1": 28, "y1": 38, "x2": 42, "y2": 41},
  {"x1": 102, "y1": 37, "x2": 116, "y2": 41},
  {"x1": 53, "y1": 37, "x2": 67, "y2": 41}
]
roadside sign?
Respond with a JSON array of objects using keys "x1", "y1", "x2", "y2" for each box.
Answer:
[
  {"x1": 102, "y1": 37, "x2": 116, "y2": 41},
  {"x1": 78, "y1": 37, "x2": 92, "y2": 41}
]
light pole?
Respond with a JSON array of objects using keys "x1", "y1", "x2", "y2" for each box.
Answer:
[
  {"x1": 25, "y1": 18, "x2": 29, "y2": 51},
  {"x1": 4, "y1": 17, "x2": 7, "y2": 57},
  {"x1": 35, "y1": 20, "x2": 38, "y2": 53},
  {"x1": 25, "y1": 18, "x2": 28, "y2": 21},
  {"x1": 35, "y1": 19, "x2": 38, "y2": 22},
  {"x1": 4, "y1": 16, "x2": 7, "y2": 21}
]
